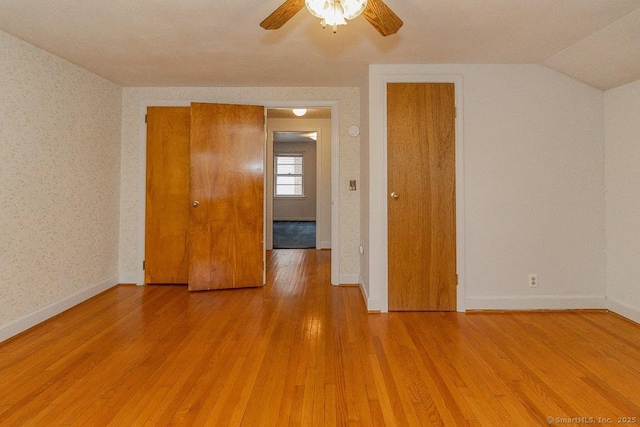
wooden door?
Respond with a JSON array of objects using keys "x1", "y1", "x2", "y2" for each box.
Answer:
[
  {"x1": 189, "y1": 103, "x2": 265, "y2": 291},
  {"x1": 387, "y1": 83, "x2": 456, "y2": 311},
  {"x1": 145, "y1": 107, "x2": 190, "y2": 284}
]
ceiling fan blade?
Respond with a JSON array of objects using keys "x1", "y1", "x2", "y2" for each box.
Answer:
[
  {"x1": 260, "y1": 0, "x2": 306, "y2": 30},
  {"x1": 362, "y1": 0, "x2": 403, "y2": 36}
]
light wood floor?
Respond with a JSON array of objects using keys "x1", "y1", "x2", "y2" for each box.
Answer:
[{"x1": 1, "y1": 250, "x2": 639, "y2": 426}]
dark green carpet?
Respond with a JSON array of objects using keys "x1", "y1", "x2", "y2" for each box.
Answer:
[{"x1": 273, "y1": 221, "x2": 316, "y2": 249}]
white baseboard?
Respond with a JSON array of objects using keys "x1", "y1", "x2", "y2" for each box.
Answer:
[
  {"x1": 319, "y1": 241, "x2": 331, "y2": 249},
  {"x1": 339, "y1": 274, "x2": 359, "y2": 285},
  {"x1": 119, "y1": 272, "x2": 139, "y2": 284},
  {"x1": 357, "y1": 279, "x2": 369, "y2": 308},
  {"x1": 465, "y1": 295, "x2": 607, "y2": 311},
  {"x1": 358, "y1": 279, "x2": 384, "y2": 312},
  {"x1": 0, "y1": 275, "x2": 119, "y2": 343},
  {"x1": 607, "y1": 297, "x2": 640, "y2": 324}
]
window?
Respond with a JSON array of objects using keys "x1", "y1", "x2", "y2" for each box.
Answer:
[{"x1": 275, "y1": 154, "x2": 304, "y2": 196}]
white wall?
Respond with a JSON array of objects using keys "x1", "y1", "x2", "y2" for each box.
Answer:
[
  {"x1": 0, "y1": 31, "x2": 122, "y2": 341},
  {"x1": 604, "y1": 79, "x2": 640, "y2": 323},
  {"x1": 119, "y1": 88, "x2": 360, "y2": 285},
  {"x1": 366, "y1": 64, "x2": 606, "y2": 312}
]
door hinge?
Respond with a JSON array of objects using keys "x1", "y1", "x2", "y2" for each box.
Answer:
[
  {"x1": 143, "y1": 260, "x2": 146, "y2": 270},
  {"x1": 145, "y1": 114, "x2": 148, "y2": 124},
  {"x1": 454, "y1": 107, "x2": 457, "y2": 118}
]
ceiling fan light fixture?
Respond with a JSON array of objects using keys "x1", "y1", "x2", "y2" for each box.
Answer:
[
  {"x1": 261, "y1": 0, "x2": 402, "y2": 38},
  {"x1": 341, "y1": 0, "x2": 368, "y2": 19},
  {"x1": 305, "y1": 0, "x2": 328, "y2": 18},
  {"x1": 305, "y1": 0, "x2": 367, "y2": 32},
  {"x1": 322, "y1": 4, "x2": 347, "y2": 29}
]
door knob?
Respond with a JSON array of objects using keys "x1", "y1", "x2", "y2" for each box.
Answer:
[
  {"x1": 192, "y1": 200, "x2": 200, "y2": 207},
  {"x1": 390, "y1": 192, "x2": 399, "y2": 199}
]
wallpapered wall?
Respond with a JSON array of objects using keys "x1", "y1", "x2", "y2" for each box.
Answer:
[
  {"x1": 119, "y1": 87, "x2": 360, "y2": 283},
  {"x1": 0, "y1": 31, "x2": 122, "y2": 328}
]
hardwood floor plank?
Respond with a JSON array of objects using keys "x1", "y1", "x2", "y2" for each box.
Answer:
[
  {"x1": 368, "y1": 353, "x2": 400, "y2": 427},
  {"x1": 1, "y1": 249, "x2": 639, "y2": 426}
]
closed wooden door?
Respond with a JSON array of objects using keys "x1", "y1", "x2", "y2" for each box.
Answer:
[
  {"x1": 387, "y1": 83, "x2": 456, "y2": 311},
  {"x1": 145, "y1": 107, "x2": 190, "y2": 284},
  {"x1": 189, "y1": 103, "x2": 265, "y2": 291}
]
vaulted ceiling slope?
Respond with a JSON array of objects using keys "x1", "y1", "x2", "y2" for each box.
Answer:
[{"x1": 0, "y1": 0, "x2": 639, "y2": 90}]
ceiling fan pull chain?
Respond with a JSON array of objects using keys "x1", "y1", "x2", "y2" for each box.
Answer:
[{"x1": 333, "y1": 0, "x2": 338, "y2": 32}]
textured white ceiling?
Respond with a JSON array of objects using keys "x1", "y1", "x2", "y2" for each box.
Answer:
[
  {"x1": 273, "y1": 131, "x2": 318, "y2": 143},
  {"x1": 0, "y1": 0, "x2": 639, "y2": 90}
]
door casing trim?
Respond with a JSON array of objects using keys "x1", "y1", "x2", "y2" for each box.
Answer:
[{"x1": 368, "y1": 67, "x2": 466, "y2": 312}]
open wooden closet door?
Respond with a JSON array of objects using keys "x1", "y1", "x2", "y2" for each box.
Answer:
[{"x1": 188, "y1": 103, "x2": 266, "y2": 291}]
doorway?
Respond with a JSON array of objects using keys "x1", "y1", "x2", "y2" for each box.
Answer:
[
  {"x1": 365, "y1": 69, "x2": 465, "y2": 313},
  {"x1": 265, "y1": 108, "x2": 332, "y2": 252},
  {"x1": 387, "y1": 83, "x2": 456, "y2": 311},
  {"x1": 272, "y1": 130, "x2": 317, "y2": 249}
]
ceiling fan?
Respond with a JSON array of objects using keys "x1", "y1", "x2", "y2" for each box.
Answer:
[{"x1": 260, "y1": 0, "x2": 403, "y2": 36}]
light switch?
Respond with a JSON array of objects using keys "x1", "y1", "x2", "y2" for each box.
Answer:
[{"x1": 349, "y1": 180, "x2": 357, "y2": 191}]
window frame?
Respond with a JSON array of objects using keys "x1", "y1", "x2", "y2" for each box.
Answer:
[{"x1": 274, "y1": 153, "x2": 305, "y2": 198}]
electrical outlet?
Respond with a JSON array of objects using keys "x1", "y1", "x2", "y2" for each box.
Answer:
[{"x1": 528, "y1": 273, "x2": 538, "y2": 288}]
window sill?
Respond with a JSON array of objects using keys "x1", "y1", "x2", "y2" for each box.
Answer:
[{"x1": 274, "y1": 196, "x2": 307, "y2": 199}]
